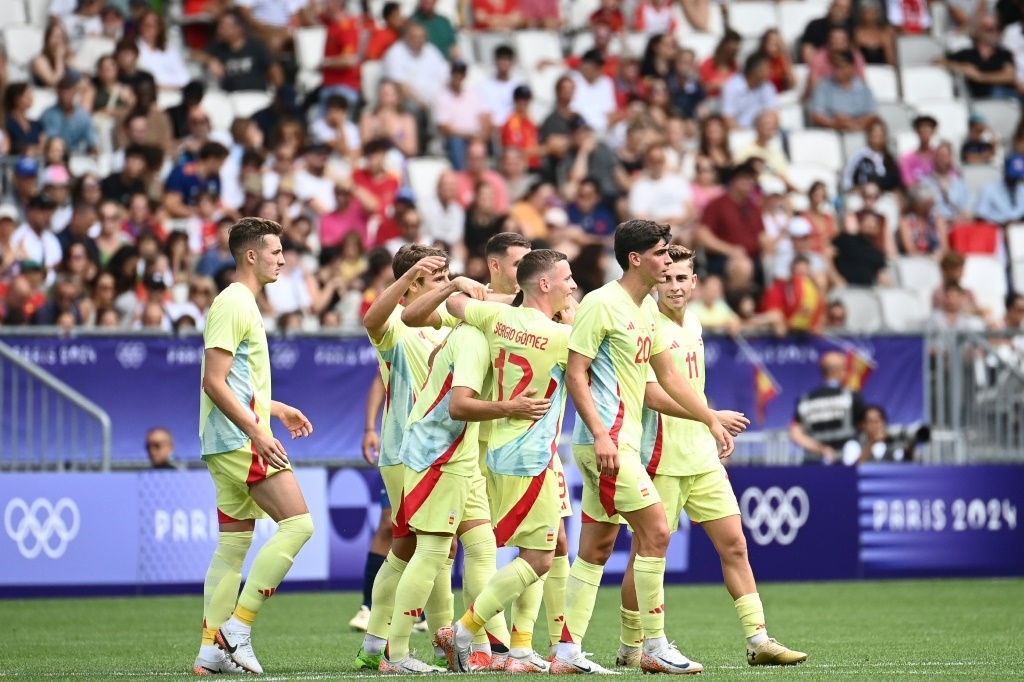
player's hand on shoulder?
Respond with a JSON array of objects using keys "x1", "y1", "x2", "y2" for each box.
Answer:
[
  {"x1": 715, "y1": 410, "x2": 749, "y2": 436},
  {"x1": 507, "y1": 388, "x2": 551, "y2": 421},
  {"x1": 452, "y1": 276, "x2": 488, "y2": 300},
  {"x1": 252, "y1": 430, "x2": 290, "y2": 469}
]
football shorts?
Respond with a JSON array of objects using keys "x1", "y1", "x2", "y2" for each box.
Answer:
[
  {"x1": 205, "y1": 445, "x2": 292, "y2": 522},
  {"x1": 573, "y1": 444, "x2": 661, "y2": 525}
]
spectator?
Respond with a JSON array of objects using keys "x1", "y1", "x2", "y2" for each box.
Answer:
[
  {"x1": 365, "y1": 2, "x2": 406, "y2": 60},
  {"x1": 520, "y1": 0, "x2": 562, "y2": 29},
  {"x1": 900, "y1": 115, "x2": 938, "y2": 187},
  {"x1": 570, "y1": 49, "x2": 619, "y2": 133},
  {"x1": 32, "y1": 21, "x2": 82, "y2": 91},
  {"x1": 319, "y1": 0, "x2": 361, "y2": 108},
  {"x1": 929, "y1": 282, "x2": 986, "y2": 331},
  {"x1": 94, "y1": 201, "x2": 126, "y2": 265},
  {"x1": 832, "y1": 203, "x2": 890, "y2": 286},
  {"x1": 885, "y1": 0, "x2": 932, "y2": 35},
  {"x1": 590, "y1": 0, "x2": 626, "y2": 32},
  {"x1": 42, "y1": 74, "x2": 98, "y2": 155},
  {"x1": 32, "y1": 274, "x2": 83, "y2": 326},
  {"x1": 690, "y1": 154, "x2": 725, "y2": 213},
  {"x1": 499, "y1": 147, "x2": 533, "y2": 201},
  {"x1": 312, "y1": 95, "x2": 360, "y2": 162},
  {"x1": 412, "y1": 0, "x2": 459, "y2": 60},
  {"x1": 472, "y1": 0, "x2": 523, "y2": 31},
  {"x1": 800, "y1": 0, "x2": 854, "y2": 63},
  {"x1": 113, "y1": 37, "x2": 149, "y2": 87},
  {"x1": 11, "y1": 195, "x2": 61, "y2": 280},
  {"x1": 293, "y1": 143, "x2": 339, "y2": 218},
  {"x1": 195, "y1": 218, "x2": 235, "y2": 277},
  {"x1": 41, "y1": 165, "x2": 73, "y2": 234},
  {"x1": 509, "y1": 180, "x2": 555, "y2": 241},
  {"x1": 697, "y1": 161, "x2": 766, "y2": 294},
  {"x1": 360, "y1": 80, "x2": 419, "y2": 159},
  {"x1": 434, "y1": 60, "x2": 486, "y2": 170},
  {"x1": 165, "y1": 81, "x2": 204, "y2": 141},
  {"x1": 842, "y1": 405, "x2": 908, "y2": 465},
  {"x1": 962, "y1": 113, "x2": 998, "y2": 164},
  {"x1": 760, "y1": 255, "x2": 826, "y2": 335},
  {"x1": 560, "y1": 115, "x2": 627, "y2": 202},
  {"x1": 899, "y1": 184, "x2": 948, "y2": 256},
  {"x1": 698, "y1": 29, "x2": 741, "y2": 98},
  {"x1": 560, "y1": 22, "x2": 619, "y2": 79},
  {"x1": 320, "y1": 182, "x2": 374, "y2": 250},
  {"x1": 688, "y1": 273, "x2": 741, "y2": 335},
  {"x1": 628, "y1": 144, "x2": 695, "y2": 233},
  {"x1": 790, "y1": 350, "x2": 867, "y2": 465},
  {"x1": 698, "y1": 113, "x2": 733, "y2": 184},
  {"x1": 932, "y1": 250, "x2": 984, "y2": 318},
  {"x1": 844, "y1": 119, "x2": 902, "y2": 192},
  {"x1": 720, "y1": 52, "x2": 777, "y2": 130},
  {"x1": 464, "y1": 182, "x2": 507, "y2": 255},
  {"x1": 734, "y1": 110, "x2": 791, "y2": 190},
  {"x1": 540, "y1": 75, "x2": 577, "y2": 142},
  {"x1": 6, "y1": 158, "x2": 40, "y2": 223},
  {"x1": 976, "y1": 154, "x2": 1024, "y2": 225},
  {"x1": 455, "y1": 139, "x2": 510, "y2": 212},
  {"x1": 163, "y1": 142, "x2": 229, "y2": 218},
  {"x1": 353, "y1": 138, "x2": 401, "y2": 228},
  {"x1": 807, "y1": 26, "x2": 868, "y2": 103},
  {"x1": 842, "y1": 181, "x2": 897, "y2": 257},
  {"x1": 480, "y1": 45, "x2": 523, "y2": 131},
  {"x1": 63, "y1": 0, "x2": 104, "y2": 53},
  {"x1": 264, "y1": 240, "x2": 317, "y2": 316},
  {"x1": 502, "y1": 85, "x2": 542, "y2": 170},
  {"x1": 639, "y1": 32, "x2": 676, "y2": 81},
  {"x1": 852, "y1": 0, "x2": 896, "y2": 65},
  {"x1": 383, "y1": 205, "x2": 427, "y2": 254},
  {"x1": 772, "y1": 216, "x2": 831, "y2": 290},
  {"x1": 666, "y1": 48, "x2": 706, "y2": 123},
  {"x1": 235, "y1": 0, "x2": 313, "y2": 55},
  {"x1": 136, "y1": 10, "x2": 191, "y2": 89},
  {"x1": 1004, "y1": 292, "x2": 1024, "y2": 331},
  {"x1": 198, "y1": 9, "x2": 279, "y2": 92},
  {"x1": 92, "y1": 54, "x2": 135, "y2": 116},
  {"x1": 1, "y1": 270, "x2": 44, "y2": 325},
  {"x1": 0, "y1": 205, "x2": 21, "y2": 277},
  {"x1": 124, "y1": 193, "x2": 164, "y2": 242},
  {"x1": 809, "y1": 50, "x2": 878, "y2": 132},
  {"x1": 421, "y1": 170, "x2": 465, "y2": 249},
  {"x1": 633, "y1": 0, "x2": 675, "y2": 33},
  {"x1": 922, "y1": 141, "x2": 973, "y2": 223},
  {"x1": 760, "y1": 28, "x2": 796, "y2": 93},
  {"x1": 567, "y1": 176, "x2": 616, "y2": 239},
  {"x1": 939, "y1": 15, "x2": 1016, "y2": 99},
  {"x1": 5, "y1": 83, "x2": 45, "y2": 157},
  {"x1": 381, "y1": 22, "x2": 449, "y2": 118},
  {"x1": 114, "y1": 74, "x2": 175, "y2": 161},
  {"x1": 826, "y1": 300, "x2": 847, "y2": 329}
]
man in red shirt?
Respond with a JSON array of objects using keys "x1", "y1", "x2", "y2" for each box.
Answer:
[
  {"x1": 696, "y1": 161, "x2": 766, "y2": 294},
  {"x1": 760, "y1": 256, "x2": 825, "y2": 335},
  {"x1": 564, "y1": 21, "x2": 619, "y2": 79},
  {"x1": 501, "y1": 85, "x2": 542, "y2": 169},
  {"x1": 365, "y1": 2, "x2": 405, "y2": 60},
  {"x1": 320, "y1": 0, "x2": 362, "y2": 109},
  {"x1": 353, "y1": 138, "x2": 402, "y2": 243},
  {"x1": 472, "y1": 0, "x2": 522, "y2": 31}
]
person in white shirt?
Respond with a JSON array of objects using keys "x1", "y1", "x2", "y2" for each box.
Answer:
[
  {"x1": 293, "y1": 143, "x2": 338, "y2": 216},
  {"x1": 382, "y1": 22, "x2": 450, "y2": 112},
  {"x1": 136, "y1": 10, "x2": 192, "y2": 89},
  {"x1": 628, "y1": 144, "x2": 696, "y2": 232},
  {"x1": 570, "y1": 49, "x2": 619, "y2": 134},
  {"x1": 720, "y1": 51, "x2": 778, "y2": 130},
  {"x1": 11, "y1": 195, "x2": 62, "y2": 283},
  {"x1": 311, "y1": 94, "x2": 361, "y2": 161},
  {"x1": 420, "y1": 170, "x2": 466, "y2": 247},
  {"x1": 434, "y1": 60, "x2": 488, "y2": 170},
  {"x1": 477, "y1": 44, "x2": 522, "y2": 129},
  {"x1": 62, "y1": 0, "x2": 103, "y2": 54},
  {"x1": 235, "y1": 0, "x2": 313, "y2": 54}
]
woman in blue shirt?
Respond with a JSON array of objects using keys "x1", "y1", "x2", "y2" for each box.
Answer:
[{"x1": 4, "y1": 83, "x2": 45, "y2": 156}]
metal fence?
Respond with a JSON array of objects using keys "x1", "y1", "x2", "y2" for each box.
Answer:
[{"x1": 0, "y1": 339, "x2": 112, "y2": 471}]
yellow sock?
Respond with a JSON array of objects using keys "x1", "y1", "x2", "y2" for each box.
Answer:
[
  {"x1": 387, "y1": 534, "x2": 450, "y2": 660},
  {"x1": 734, "y1": 593, "x2": 767, "y2": 639},
  {"x1": 235, "y1": 514, "x2": 313, "y2": 623},
  {"x1": 202, "y1": 531, "x2": 252, "y2": 645},
  {"x1": 544, "y1": 554, "x2": 570, "y2": 646},
  {"x1": 366, "y1": 551, "x2": 408, "y2": 640},
  {"x1": 233, "y1": 604, "x2": 256, "y2": 627},
  {"x1": 634, "y1": 555, "x2": 666, "y2": 641},
  {"x1": 619, "y1": 606, "x2": 643, "y2": 648},
  {"x1": 511, "y1": 575, "x2": 545, "y2": 650},
  {"x1": 424, "y1": 557, "x2": 455, "y2": 634},
  {"x1": 461, "y1": 524, "x2": 509, "y2": 646},
  {"x1": 561, "y1": 558, "x2": 603, "y2": 644},
  {"x1": 460, "y1": 558, "x2": 538, "y2": 635}
]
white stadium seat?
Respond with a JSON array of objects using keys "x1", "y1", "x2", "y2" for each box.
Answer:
[
  {"x1": 567, "y1": 0, "x2": 601, "y2": 30},
  {"x1": 915, "y1": 99, "x2": 970, "y2": 144},
  {"x1": 777, "y1": 102, "x2": 805, "y2": 131},
  {"x1": 514, "y1": 30, "x2": 563, "y2": 74},
  {"x1": 865, "y1": 64, "x2": 900, "y2": 102},
  {"x1": 962, "y1": 255, "x2": 1008, "y2": 318},
  {"x1": 876, "y1": 101, "x2": 916, "y2": 134},
  {"x1": 157, "y1": 89, "x2": 182, "y2": 110},
  {"x1": 894, "y1": 256, "x2": 942, "y2": 310},
  {"x1": 830, "y1": 287, "x2": 884, "y2": 333},
  {"x1": 25, "y1": 0, "x2": 47, "y2": 27},
  {"x1": 229, "y1": 91, "x2": 272, "y2": 118},
  {"x1": 778, "y1": 0, "x2": 828, "y2": 48},
  {"x1": 961, "y1": 164, "x2": 1003, "y2": 196},
  {"x1": 901, "y1": 67, "x2": 955, "y2": 102},
  {"x1": 840, "y1": 131, "x2": 867, "y2": 165},
  {"x1": 787, "y1": 164, "x2": 838, "y2": 196},
  {"x1": 729, "y1": 1, "x2": 779, "y2": 39},
  {"x1": 877, "y1": 288, "x2": 929, "y2": 332},
  {"x1": 897, "y1": 34, "x2": 945, "y2": 69},
  {"x1": 788, "y1": 129, "x2": 844, "y2": 173},
  {"x1": 3, "y1": 26, "x2": 42, "y2": 73},
  {"x1": 26, "y1": 86, "x2": 55, "y2": 120},
  {"x1": 972, "y1": 98, "x2": 1022, "y2": 144},
  {"x1": 295, "y1": 26, "x2": 327, "y2": 73},
  {"x1": 200, "y1": 91, "x2": 233, "y2": 132},
  {"x1": 1006, "y1": 223, "x2": 1024, "y2": 260},
  {"x1": 75, "y1": 36, "x2": 116, "y2": 75},
  {"x1": 361, "y1": 60, "x2": 383, "y2": 110},
  {"x1": 0, "y1": 0, "x2": 28, "y2": 29},
  {"x1": 680, "y1": 33, "x2": 718, "y2": 62},
  {"x1": 407, "y1": 157, "x2": 451, "y2": 207}
]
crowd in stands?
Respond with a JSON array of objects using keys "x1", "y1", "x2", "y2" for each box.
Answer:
[{"x1": 2, "y1": 0, "x2": 1024, "y2": 337}]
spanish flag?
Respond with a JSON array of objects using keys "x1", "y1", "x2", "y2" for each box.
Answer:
[
  {"x1": 753, "y1": 364, "x2": 780, "y2": 425},
  {"x1": 845, "y1": 348, "x2": 876, "y2": 392}
]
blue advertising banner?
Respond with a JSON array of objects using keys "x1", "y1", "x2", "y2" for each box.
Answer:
[{"x1": 0, "y1": 334, "x2": 924, "y2": 464}]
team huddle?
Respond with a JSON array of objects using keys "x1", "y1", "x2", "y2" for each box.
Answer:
[{"x1": 193, "y1": 217, "x2": 807, "y2": 676}]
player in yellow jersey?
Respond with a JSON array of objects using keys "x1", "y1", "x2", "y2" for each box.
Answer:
[
  {"x1": 434, "y1": 249, "x2": 577, "y2": 674},
  {"x1": 358, "y1": 244, "x2": 486, "y2": 670},
  {"x1": 616, "y1": 246, "x2": 807, "y2": 668},
  {"x1": 194, "y1": 218, "x2": 315, "y2": 675},
  {"x1": 554, "y1": 220, "x2": 733, "y2": 675}
]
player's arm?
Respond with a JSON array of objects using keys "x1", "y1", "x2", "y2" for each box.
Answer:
[
  {"x1": 566, "y1": 349, "x2": 620, "y2": 477},
  {"x1": 363, "y1": 255, "x2": 447, "y2": 340},
  {"x1": 446, "y1": 292, "x2": 516, "y2": 320},
  {"x1": 362, "y1": 372, "x2": 385, "y2": 464},
  {"x1": 644, "y1": 382, "x2": 749, "y2": 436},
  {"x1": 203, "y1": 348, "x2": 289, "y2": 468},
  {"x1": 449, "y1": 386, "x2": 551, "y2": 422},
  {"x1": 270, "y1": 400, "x2": 313, "y2": 440},
  {"x1": 788, "y1": 420, "x2": 835, "y2": 463},
  {"x1": 649, "y1": 351, "x2": 734, "y2": 456},
  {"x1": 400, "y1": 276, "x2": 488, "y2": 328}
]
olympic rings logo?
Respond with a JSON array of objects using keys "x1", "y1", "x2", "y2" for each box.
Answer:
[
  {"x1": 4, "y1": 497, "x2": 80, "y2": 559},
  {"x1": 739, "y1": 486, "x2": 809, "y2": 546}
]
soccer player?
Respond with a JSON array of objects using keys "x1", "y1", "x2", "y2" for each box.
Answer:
[
  {"x1": 435, "y1": 249, "x2": 577, "y2": 673},
  {"x1": 357, "y1": 244, "x2": 485, "y2": 670},
  {"x1": 380, "y1": 305, "x2": 551, "y2": 673},
  {"x1": 617, "y1": 246, "x2": 807, "y2": 667},
  {"x1": 554, "y1": 220, "x2": 733, "y2": 675},
  {"x1": 194, "y1": 217, "x2": 315, "y2": 675}
]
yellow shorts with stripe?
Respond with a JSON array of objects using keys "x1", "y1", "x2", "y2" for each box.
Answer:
[
  {"x1": 652, "y1": 464, "x2": 740, "y2": 532},
  {"x1": 205, "y1": 445, "x2": 292, "y2": 522},
  {"x1": 573, "y1": 444, "x2": 661, "y2": 525},
  {"x1": 380, "y1": 464, "x2": 408, "y2": 536},
  {"x1": 489, "y1": 465, "x2": 562, "y2": 551},
  {"x1": 401, "y1": 464, "x2": 471, "y2": 535},
  {"x1": 551, "y1": 453, "x2": 573, "y2": 519}
]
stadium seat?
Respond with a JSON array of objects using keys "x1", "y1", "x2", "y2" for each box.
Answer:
[
  {"x1": 830, "y1": 287, "x2": 884, "y2": 333},
  {"x1": 68, "y1": 155, "x2": 100, "y2": 178},
  {"x1": 787, "y1": 164, "x2": 837, "y2": 196},
  {"x1": 777, "y1": 102, "x2": 805, "y2": 131},
  {"x1": 361, "y1": 60, "x2": 383, "y2": 110},
  {"x1": 962, "y1": 255, "x2": 1008, "y2": 318},
  {"x1": 528, "y1": 66, "x2": 566, "y2": 109},
  {"x1": 893, "y1": 256, "x2": 942, "y2": 310},
  {"x1": 157, "y1": 90, "x2": 182, "y2": 110},
  {"x1": 3, "y1": 26, "x2": 43, "y2": 74},
  {"x1": 24, "y1": 0, "x2": 47, "y2": 27},
  {"x1": 789, "y1": 129, "x2": 844, "y2": 173},
  {"x1": 26, "y1": 87, "x2": 55, "y2": 120},
  {"x1": 729, "y1": 1, "x2": 779, "y2": 39},
  {"x1": 895, "y1": 129, "x2": 920, "y2": 157},
  {"x1": 624, "y1": 32, "x2": 649, "y2": 57},
  {"x1": 456, "y1": 31, "x2": 477, "y2": 65},
  {"x1": 200, "y1": 91, "x2": 233, "y2": 132},
  {"x1": 229, "y1": 91, "x2": 272, "y2": 118},
  {"x1": 407, "y1": 157, "x2": 451, "y2": 206},
  {"x1": 75, "y1": 36, "x2": 116, "y2": 75},
  {"x1": 897, "y1": 34, "x2": 945, "y2": 69},
  {"x1": 876, "y1": 101, "x2": 915, "y2": 135},
  {"x1": 874, "y1": 193, "x2": 902, "y2": 237},
  {"x1": 971, "y1": 98, "x2": 1021, "y2": 144},
  {"x1": 474, "y1": 32, "x2": 514, "y2": 67},
  {"x1": 840, "y1": 130, "x2": 866, "y2": 165},
  {"x1": 961, "y1": 164, "x2": 1003, "y2": 196},
  {"x1": 865, "y1": 64, "x2": 900, "y2": 102},
  {"x1": 0, "y1": 0, "x2": 27, "y2": 29},
  {"x1": 1012, "y1": 260, "x2": 1024, "y2": 295},
  {"x1": 673, "y1": 0, "x2": 726, "y2": 37},
  {"x1": 1006, "y1": 223, "x2": 1024, "y2": 260},
  {"x1": 876, "y1": 287, "x2": 929, "y2": 332},
  {"x1": 294, "y1": 26, "x2": 327, "y2": 73},
  {"x1": 567, "y1": 0, "x2": 601, "y2": 30},
  {"x1": 901, "y1": 67, "x2": 955, "y2": 102},
  {"x1": 514, "y1": 30, "x2": 563, "y2": 74},
  {"x1": 915, "y1": 100, "x2": 970, "y2": 144},
  {"x1": 728, "y1": 128, "x2": 756, "y2": 153},
  {"x1": 778, "y1": 0, "x2": 828, "y2": 48},
  {"x1": 680, "y1": 33, "x2": 718, "y2": 61}
]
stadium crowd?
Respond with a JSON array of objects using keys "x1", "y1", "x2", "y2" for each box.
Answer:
[{"x1": 1, "y1": 0, "x2": 1024, "y2": 337}]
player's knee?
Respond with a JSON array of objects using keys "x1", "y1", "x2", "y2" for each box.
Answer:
[
  {"x1": 719, "y1": 532, "x2": 748, "y2": 565},
  {"x1": 281, "y1": 513, "x2": 314, "y2": 544},
  {"x1": 527, "y1": 552, "x2": 554, "y2": 577},
  {"x1": 582, "y1": 535, "x2": 616, "y2": 565},
  {"x1": 636, "y1": 524, "x2": 670, "y2": 556}
]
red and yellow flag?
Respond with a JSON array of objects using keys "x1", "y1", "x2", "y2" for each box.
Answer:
[
  {"x1": 753, "y1": 364, "x2": 780, "y2": 425},
  {"x1": 845, "y1": 348, "x2": 875, "y2": 392}
]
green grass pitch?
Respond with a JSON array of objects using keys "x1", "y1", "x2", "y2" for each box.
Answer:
[{"x1": 1, "y1": 579, "x2": 1021, "y2": 681}]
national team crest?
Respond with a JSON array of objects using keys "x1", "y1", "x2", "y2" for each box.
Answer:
[
  {"x1": 546, "y1": 528, "x2": 556, "y2": 543},
  {"x1": 448, "y1": 509, "x2": 457, "y2": 526}
]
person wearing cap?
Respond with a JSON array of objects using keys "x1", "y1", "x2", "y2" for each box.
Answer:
[
  {"x1": 163, "y1": 141, "x2": 230, "y2": 219},
  {"x1": 962, "y1": 113, "x2": 998, "y2": 165},
  {"x1": 697, "y1": 161, "x2": 766, "y2": 292},
  {"x1": 501, "y1": 85, "x2": 542, "y2": 169},
  {"x1": 570, "y1": 48, "x2": 618, "y2": 133},
  {"x1": 938, "y1": 14, "x2": 1016, "y2": 100},
  {"x1": 434, "y1": 60, "x2": 487, "y2": 170},
  {"x1": 720, "y1": 51, "x2": 778, "y2": 130},
  {"x1": 808, "y1": 50, "x2": 877, "y2": 131},
  {"x1": 11, "y1": 194, "x2": 62, "y2": 281},
  {"x1": 772, "y1": 216, "x2": 830, "y2": 289},
  {"x1": 628, "y1": 143, "x2": 696, "y2": 231},
  {"x1": 5, "y1": 158, "x2": 39, "y2": 223},
  {"x1": 899, "y1": 115, "x2": 939, "y2": 187},
  {"x1": 975, "y1": 153, "x2": 1024, "y2": 226},
  {"x1": 478, "y1": 44, "x2": 523, "y2": 130},
  {"x1": 41, "y1": 73, "x2": 98, "y2": 155}
]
